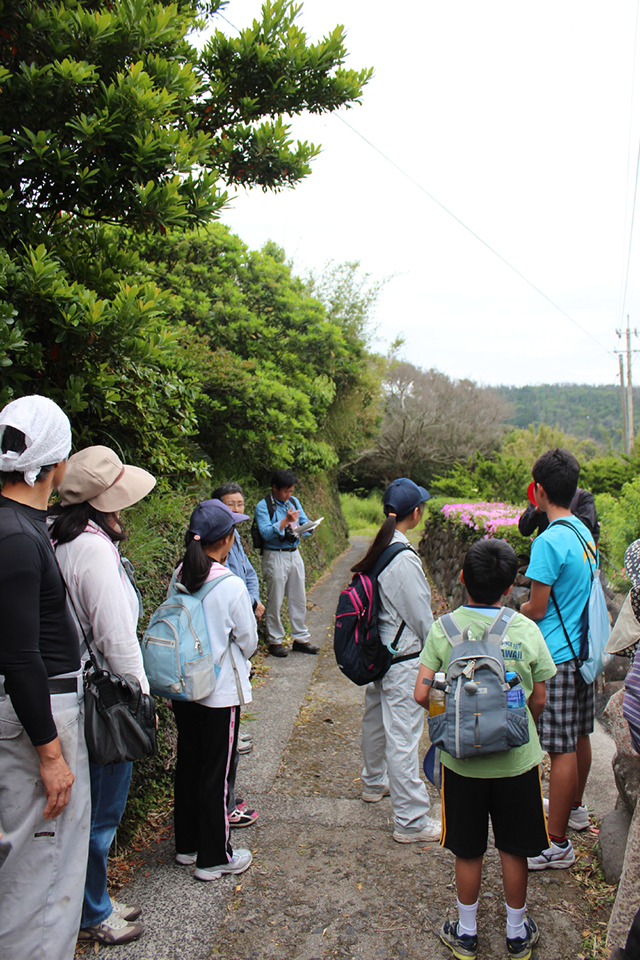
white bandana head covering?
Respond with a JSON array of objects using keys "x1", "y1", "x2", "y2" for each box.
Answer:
[{"x1": 0, "y1": 395, "x2": 72, "y2": 487}]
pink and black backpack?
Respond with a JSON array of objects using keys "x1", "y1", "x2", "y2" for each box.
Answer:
[{"x1": 334, "y1": 542, "x2": 419, "y2": 685}]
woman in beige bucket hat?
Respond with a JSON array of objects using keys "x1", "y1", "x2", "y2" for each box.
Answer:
[{"x1": 49, "y1": 446, "x2": 155, "y2": 946}]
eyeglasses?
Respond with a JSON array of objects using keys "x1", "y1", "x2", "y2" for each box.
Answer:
[{"x1": 224, "y1": 499, "x2": 245, "y2": 510}]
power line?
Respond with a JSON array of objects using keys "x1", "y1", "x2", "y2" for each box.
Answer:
[
  {"x1": 336, "y1": 113, "x2": 616, "y2": 360},
  {"x1": 619, "y1": 0, "x2": 640, "y2": 316}
]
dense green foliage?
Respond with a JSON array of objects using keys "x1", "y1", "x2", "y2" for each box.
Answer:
[
  {"x1": 0, "y1": 0, "x2": 371, "y2": 473},
  {"x1": 121, "y1": 226, "x2": 382, "y2": 475},
  {"x1": 496, "y1": 383, "x2": 633, "y2": 450}
]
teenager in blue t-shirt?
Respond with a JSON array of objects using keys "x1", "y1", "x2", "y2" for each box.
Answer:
[{"x1": 521, "y1": 448, "x2": 596, "y2": 871}]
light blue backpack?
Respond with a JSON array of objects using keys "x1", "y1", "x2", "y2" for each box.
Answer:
[{"x1": 142, "y1": 572, "x2": 234, "y2": 701}]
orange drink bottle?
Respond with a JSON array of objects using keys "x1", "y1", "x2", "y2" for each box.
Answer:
[{"x1": 429, "y1": 672, "x2": 446, "y2": 717}]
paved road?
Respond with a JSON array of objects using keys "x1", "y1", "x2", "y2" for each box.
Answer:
[{"x1": 85, "y1": 539, "x2": 618, "y2": 960}]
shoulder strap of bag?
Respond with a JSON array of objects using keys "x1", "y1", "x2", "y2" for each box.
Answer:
[
  {"x1": 550, "y1": 519, "x2": 597, "y2": 578},
  {"x1": 439, "y1": 607, "x2": 515, "y2": 648},
  {"x1": 266, "y1": 493, "x2": 277, "y2": 520},
  {"x1": 550, "y1": 587, "x2": 582, "y2": 666},
  {"x1": 371, "y1": 541, "x2": 413, "y2": 651}
]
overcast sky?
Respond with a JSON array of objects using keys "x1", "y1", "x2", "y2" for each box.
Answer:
[{"x1": 204, "y1": 1, "x2": 640, "y2": 388}]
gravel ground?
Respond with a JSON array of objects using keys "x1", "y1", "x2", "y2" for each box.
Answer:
[{"x1": 80, "y1": 539, "x2": 617, "y2": 960}]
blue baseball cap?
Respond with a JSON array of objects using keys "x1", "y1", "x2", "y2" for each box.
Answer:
[
  {"x1": 188, "y1": 498, "x2": 250, "y2": 543},
  {"x1": 383, "y1": 478, "x2": 430, "y2": 517}
]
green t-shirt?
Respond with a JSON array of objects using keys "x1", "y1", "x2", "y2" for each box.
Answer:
[{"x1": 420, "y1": 605, "x2": 557, "y2": 779}]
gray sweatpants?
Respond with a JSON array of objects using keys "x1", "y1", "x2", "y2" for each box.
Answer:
[
  {"x1": 262, "y1": 548, "x2": 310, "y2": 644},
  {"x1": 0, "y1": 673, "x2": 91, "y2": 960},
  {"x1": 361, "y1": 657, "x2": 432, "y2": 832}
]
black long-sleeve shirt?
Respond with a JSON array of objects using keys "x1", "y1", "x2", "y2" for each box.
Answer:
[
  {"x1": 0, "y1": 496, "x2": 79, "y2": 745},
  {"x1": 518, "y1": 487, "x2": 600, "y2": 543}
]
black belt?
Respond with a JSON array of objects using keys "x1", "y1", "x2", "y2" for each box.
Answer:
[
  {"x1": 266, "y1": 546, "x2": 298, "y2": 552},
  {"x1": 49, "y1": 677, "x2": 77, "y2": 695}
]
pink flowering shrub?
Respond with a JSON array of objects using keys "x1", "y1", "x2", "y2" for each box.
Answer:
[{"x1": 440, "y1": 501, "x2": 523, "y2": 539}]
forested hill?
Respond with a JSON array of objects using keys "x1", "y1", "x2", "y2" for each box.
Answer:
[{"x1": 495, "y1": 384, "x2": 639, "y2": 449}]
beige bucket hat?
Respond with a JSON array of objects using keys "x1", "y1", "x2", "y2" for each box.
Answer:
[{"x1": 58, "y1": 445, "x2": 156, "y2": 512}]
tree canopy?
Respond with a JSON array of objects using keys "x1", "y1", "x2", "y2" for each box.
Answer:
[{"x1": 0, "y1": 0, "x2": 371, "y2": 474}]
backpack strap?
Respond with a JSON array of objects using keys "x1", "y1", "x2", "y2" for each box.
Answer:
[
  {"x1": 550, "y1": 519, "x2": 597, "y2": 579},
  {"x1": 266, "y1": 493, "x2": 277, "y2": 521},
  {"x1": 439, "y1": 613, "x2": 462, "y2": 646},
  {"x1": 371, "y1": 541, "x2": 414, "y2": 651},
  {"x1": 439, "y1": 607, "x2": 516, "y2": 647},
  {"x1": 487, "y1": 607, "x2": 517, "y2": 642},
  {"x1": 171, "y1": 571, "x2": 235, "y2": 598}
]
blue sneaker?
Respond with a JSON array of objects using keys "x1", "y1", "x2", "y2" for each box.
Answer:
[
  {"x1": 439, "y1": 919, "x2": 478, "y2": 959},
  {"x1": 507, "y1": 916, "x2": 540, "y2": 959}
]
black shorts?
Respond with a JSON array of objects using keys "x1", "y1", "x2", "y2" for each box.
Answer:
[{"x1": 441, "y1": 765, "x2": 549, "y2": 859}]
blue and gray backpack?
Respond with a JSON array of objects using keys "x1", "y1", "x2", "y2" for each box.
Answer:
[
  {"x1": 427, "y1": 607, "x2": 530, "y2": 759},
  {"x1": 142, "y1": 572, "x2": 235, "y2": 701}
]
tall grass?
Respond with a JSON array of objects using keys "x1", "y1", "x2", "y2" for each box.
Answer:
[{"x1": 340, "y1": 490, "x2": 384, "y2": 536}]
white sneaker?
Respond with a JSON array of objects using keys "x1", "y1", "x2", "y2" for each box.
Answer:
[
  {"x1": 78, "y1": 910, "x2": 143, "y2": 944},
  {"x1": 175, "y1": 851, "x2": 197, "y2": 865},
  {"x1": 194, "y1": 848, "x2": 253, "y2": 881},
  {"x1": 110, "y1": 896, "x2": 142, "y2": 921},
  {"x1": 361, "y1": 785, "x2": 390, "y2": 803},
  {"x1": 393, "y1": 817, "x2": 441, "y2": 843},
  {"x1": 527, "y1": 839, "x2": 576, "y2": 870},
  {"x1": 542, "y1": 798, "x2": 590, "y2": 831}
]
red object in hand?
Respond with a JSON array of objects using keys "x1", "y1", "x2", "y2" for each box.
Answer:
[{"x1": 527, "y1": 481, "x2": 537, "y2": 506}]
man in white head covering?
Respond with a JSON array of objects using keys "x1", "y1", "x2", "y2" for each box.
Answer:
[{"x1": 0, "y1": 395, "x2": 91, "y2": 960}]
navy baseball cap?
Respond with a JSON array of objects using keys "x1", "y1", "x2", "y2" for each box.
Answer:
[
  {"x1": 188, "y1": 498, "x2": 250, "y2": 543},
  {"x1": 383, "y1": 478, "x2": 430, "y2": 516}
]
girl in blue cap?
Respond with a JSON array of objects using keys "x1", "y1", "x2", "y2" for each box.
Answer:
[
  {"x1": 171, "y1": 500, "x2": 258, "y2": 881},
  {"x1": 352, "y1": 477, "x2": 441, "y2": 843}
]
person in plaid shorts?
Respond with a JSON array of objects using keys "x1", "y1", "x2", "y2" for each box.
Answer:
[{"x1": 521, "y1": 448, "x2": 596, "y2": 870}]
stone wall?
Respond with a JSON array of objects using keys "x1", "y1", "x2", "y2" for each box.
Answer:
[{"x1": 418, "y1": 517, "x2": 532, "y2": 611}]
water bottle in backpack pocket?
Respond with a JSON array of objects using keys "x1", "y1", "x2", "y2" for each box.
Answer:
[{"x1": 427, "y1": 608, "x2": 530, "y2": 760}]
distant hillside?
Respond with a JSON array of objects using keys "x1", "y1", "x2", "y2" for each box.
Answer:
[{"x1": 495, "y1": 384, "x2": 639, "y2": 450}]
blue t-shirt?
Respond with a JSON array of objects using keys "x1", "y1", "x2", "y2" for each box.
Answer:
[{"x1": 525, "y1": 516, "x2": 595, "y2": 664}]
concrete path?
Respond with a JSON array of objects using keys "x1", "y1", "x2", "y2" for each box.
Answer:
[{"x1": 87, "y1": 539, "x2": 620, "y2": 960}]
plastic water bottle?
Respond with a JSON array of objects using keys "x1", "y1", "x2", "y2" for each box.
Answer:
[
  {"x1": 505, "y1": 671, "x2": 525, "y2": 709},
  {"x1": 429, "y1": 672, "x2": 446, "y2": 716}
]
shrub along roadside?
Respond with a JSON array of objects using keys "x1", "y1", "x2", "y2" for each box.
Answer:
[{"x1": 117, "y1": 471, "x2": 348, "y2": 845}]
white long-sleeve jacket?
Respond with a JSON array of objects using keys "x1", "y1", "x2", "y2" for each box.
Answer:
[{"x1": 55, "y1": 522, "x2": 150, "y2": 694}]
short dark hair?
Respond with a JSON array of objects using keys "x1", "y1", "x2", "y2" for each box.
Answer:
[
  {"x1": 48, "y1": 502, "x2": 127, "y2": 544},
  {"x1": 0, "y1": 426, "x2": 56, "y2": 485},
  {"x1": 211, "y1": 482, "x2": 244, "y2": 501},
  {"x1": 271, "y1": 468, "x2": 298, "y2": 489},
  {"x1": 462, "y1": 539, "x2": 518, "y2": 605},
  {"x1": 531, "y1": 447, "x2": 580, "y2": 508}
]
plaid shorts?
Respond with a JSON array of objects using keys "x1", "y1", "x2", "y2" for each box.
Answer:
[{"x1": 537, "y1": 660, "x2": 595, "y2": 754}]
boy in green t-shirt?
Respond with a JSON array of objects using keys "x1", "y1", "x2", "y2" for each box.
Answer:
[{"x1": 415, "y1": 539, "x2": 556, "y2": 960}]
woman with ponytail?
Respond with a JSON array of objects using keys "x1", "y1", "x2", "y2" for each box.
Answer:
[
  {"x1": 355, "y1": 478, "x2": 441, "y2": 843},
  {"x1": 171, "y1": 499, "x2": 258, "y2": 882}
]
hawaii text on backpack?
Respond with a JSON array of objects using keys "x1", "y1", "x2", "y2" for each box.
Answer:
[
  {"x1": 334, "y1": 542, "x2": 422, "y2": 685},
  {"x1": 142, "y1": 572, "x2": 235, "y2": 701},
  {"x1": 427, "y1": 607, "x2": 531, "y2": 759}
]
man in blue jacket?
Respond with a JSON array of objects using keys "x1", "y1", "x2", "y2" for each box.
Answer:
[
  {"x1": 255, "y1": 469, "x2": 318, "y2": 657},
  {"x1": 212, "y1": 483, "x2": 264, "y2": 621}
]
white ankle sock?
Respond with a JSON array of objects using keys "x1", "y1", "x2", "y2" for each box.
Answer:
[
  {"x1": 457, "y1": 898, "x2": 478, "y2": 936},
  {"x1": 506, "y1": 903, "x2": 526, "y2": 940}
]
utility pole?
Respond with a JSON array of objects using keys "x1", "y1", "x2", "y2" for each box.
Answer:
[
  {"x1": 616, "y1": 316, "x2": 638, "y2": 455},
  {"x1": 620, "y1": 353, "x2": 628, "y2": 454}
]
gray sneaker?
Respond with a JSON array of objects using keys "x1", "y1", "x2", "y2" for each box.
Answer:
[
  {"x1": 78, "y1": 910, "x2": 143, "y2": 944},
  {"x1": 194, "y1": 847, "x2": 253, "y2": 881},
  {"x1": 393, "y1": 817, "x2": 441, "y2": 843}
]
